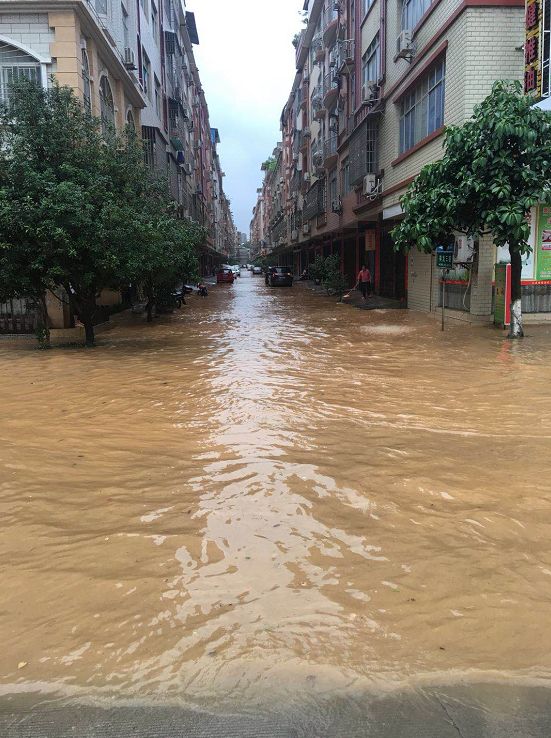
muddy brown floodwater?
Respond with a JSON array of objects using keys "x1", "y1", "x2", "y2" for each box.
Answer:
[{"x1": 1, "y1": 273, "x2": 551, "y2": 714}]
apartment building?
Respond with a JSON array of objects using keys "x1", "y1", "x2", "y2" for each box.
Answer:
[
  {"x1": 0, "y1": 0, "x2": 235, "y2": 331},
  {"x1": 254, "y1": 0, "x2": 528, "y2": 322}
]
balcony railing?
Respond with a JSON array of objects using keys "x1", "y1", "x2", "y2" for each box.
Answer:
[
  {"x1": 312, "y1": 32, "x2": 325, "y2": 61},
  {"x1": 336, "y1": 39, "x2": 355, "y2": 74},
  {"x1": 311, "y1": 141, "x2": 324, "y2": 168},
  {"x1": 311, "y1": 85, "x2": 325, "y2": 119},
  {"x1": 322, "y1": 72, "x2": 339, "y2": 109},
  {"x1": 323, "y1": 135, "x2": 338, "y2": 161},
  {"x1": 323, "y1": 3, "x2": 339, "y2": 47}
]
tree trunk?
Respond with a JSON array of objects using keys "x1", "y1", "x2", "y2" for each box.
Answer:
[
  {"x1": 71, "y1": 286, "x2": 97, "y2": 347},
  {"x1": 145, "y1": 279, "x2": 155, "y2": 323},
  {"x1": 83, "y1": 319, "x2": 95, "y2": 347},
  {"x1": 36, "y1": 291, "x2": 50, "y2": 348},
  {"x1": 509, "y1": 247, "x2": 524, "y2": 338}
]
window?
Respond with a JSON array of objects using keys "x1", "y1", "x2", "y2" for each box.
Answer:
[
  {"x1": 362, "y1": 33, "x2": 380, "y2": 85},
  {"x1": 122, "y1": 5, "x2": 129, "y2": 48},
  {"x1": 142, "y1": 125, "x2": 156, "y2": 168},
  {"x1": 142, "y1": 49, "x2": 150, "y2": 98},
  {"x1": 349, "y1": 120, "x2": 378, "y2": 184},
  {"x1": 96, "y1": 0, "x2": 108, "y2": 15},
  {"x1": 329, "y1": 169, "x2": 338, "y2": 204},
  {"x1": 139, "y1": 0, "x2": 148, "y2": 16},
  {"x1": 151, "y1": 2, "x2": 158, "y2": 44},
  {"x1": 126, "y1": 109, "x2": 135, "y2": 132},
  {"x1": 401, "y1": 0, "x2": 430, "y2": 31},
  {"x1": 341, "y1": 158, "x2": 351, "y2": 195},
  {"x1": 99, "y1": 76, "x2": 115, "y2": 136},
  {"x1": 399, "y1": 58, "x2": 445, "y2": 154},
  {"x1": 81, "y1": 49, "x2": 91, "y2": 113},
  {"x1": 0, "y1": 43, "x2": 41, "y2": 104},
  {"x1": 361, "y1": 0, "x2": 374, "y2": 18}
]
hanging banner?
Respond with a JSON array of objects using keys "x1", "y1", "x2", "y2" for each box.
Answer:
[
  {"x1": 525, "y1": 0, "x2": 541, "y2": 97},
  {"x1": 536, "y1": 205, "x2": 551, "y2": 279}
]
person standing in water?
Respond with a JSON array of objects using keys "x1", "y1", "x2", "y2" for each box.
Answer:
[{"x1": 356, "y1": 264, "x2": 372, "y2": 302}]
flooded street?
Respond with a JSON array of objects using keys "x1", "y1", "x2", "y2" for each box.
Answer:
[{"x1": 2, "y1": 272, "x2": 551, "y2": 718}]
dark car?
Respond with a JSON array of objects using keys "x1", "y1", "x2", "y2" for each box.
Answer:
[{"x1": 267, "y1": 266, "x2": 293, "y2": 287}]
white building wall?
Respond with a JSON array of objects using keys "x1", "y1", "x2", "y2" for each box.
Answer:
[{"x1": 0, "y1": 13, "x2": 53, "y2": 60}]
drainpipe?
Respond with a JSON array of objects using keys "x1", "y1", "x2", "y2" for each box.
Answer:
[
  {"x1": 380, "y1": 0, "x2": 387, "y2": 83},
  {"x1": 354, "y1": 0, "x2": 361, "y2": 112},
  {"x1": 136, "y1": 0, "x2": 142, "y2": 85}
]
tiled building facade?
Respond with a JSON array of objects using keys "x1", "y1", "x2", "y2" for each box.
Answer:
[
  {"x1": 252, "y1": 0, "x2": 528, "y2": 322},
  {"x1": 0, "y1": 0, "x2": 235, "y2": 331}
]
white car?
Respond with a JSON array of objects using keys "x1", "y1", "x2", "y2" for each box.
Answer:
[
  {"x1": 252, "y1": 266, "x2": 262, "y2": 275},
  {"x1": 231, "y1": 265, "x2": 240, "y2": 277}
]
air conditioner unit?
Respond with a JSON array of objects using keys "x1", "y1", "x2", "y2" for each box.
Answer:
[
  {"x1": 123, "y1": 47, "x2": 136, "y2": 69},
  {"x1": 331, "y1": 197, "x2": 342, "y2": 213},
  {"x1": 396, "y1": 30, "x2": 414, "y2": 59},
  {"x1": 303, "y1": 126, "x2": 311, "y2": 138},
  {"x1": 361, "y1": 81, "x2": 378, "y2": 103},
  {"x1": 362, "y1": 174, "x2": 377, "y2": 195},
  {"x1": 304, "y1": 172, "x2": 311, "y2": 182},
  {"x1": 291, "y1": 229, "x2": 298, "y2": 240},
  {"x1": 279, "y1": 177, "x2": 285, "y2": 185},
  {"x1": 454, "y1": 235, "x2": 476, "y2": 263},
  {"x1": 303, "y1": 72, "x2": 310, "y2": 83},
  {"x1": 303, "y1": 223, "x2": 311, "y2": 235},
  {"x1": 313, "y1": 151, "x2": 323, "y2": 166}
]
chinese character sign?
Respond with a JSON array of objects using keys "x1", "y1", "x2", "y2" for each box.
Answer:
[{"x1": 525, "y1": 0, "x2": 541, "y2": 96}]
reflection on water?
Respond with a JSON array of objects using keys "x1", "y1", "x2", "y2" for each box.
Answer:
[{"x1": 1, "y1": 274, "x2": 551, "y2": 708}]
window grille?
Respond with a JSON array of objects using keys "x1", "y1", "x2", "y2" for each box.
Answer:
[
  {"x1": 142, "y1": 125, "x2": 156, "y2": 168},
  {"x1": 0, "y1": 43, "x2": 41, "y2": 104}
]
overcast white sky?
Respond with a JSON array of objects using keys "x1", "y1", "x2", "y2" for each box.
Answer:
[{"x1": 190, "y1": 0, "x2": 302, "y2": 236}]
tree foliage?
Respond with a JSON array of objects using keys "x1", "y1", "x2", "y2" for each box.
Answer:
[
  {"x1": 0, "y1": 80, "x2": 203, "y2": 345},
  {"x1": 322, "y1": 253, "x2": 347, "y2": 299},
  {"x1": 392, "y1": 81, "x2": 551, "y2": 336}
]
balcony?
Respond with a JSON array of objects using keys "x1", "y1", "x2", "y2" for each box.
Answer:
[
  {"x1": 311, "y1": 142, "x2": 324, "y2": 173},
  {"x1": 312, "y1": 32, "x2": 325, "y2": 62},
  {"x1": 323, "y1": 72, "x2": 339, "y2": 110},
  {"x1": 311, "y1": 85, "x2": 325, "y2": 120},
  {"x1": 337, "y1": 39, "x2": 355, "y2": 74},
  {"x1": 323, "y1": 3, "x2": 339, "y2": 48},
  {"x1": 294, "y1": 29, "x2": 308, "y2": 69},
  {"x1": 323, "y1": 135, "x2": 338, "y2": 170}
]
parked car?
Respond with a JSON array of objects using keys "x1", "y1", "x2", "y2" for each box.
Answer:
[
  {"x1": 267, "y1": 266, "x2": 293, "y2": 287},
  {"x1": 231, "y1": 265, "x2": 240, "y2": 277},
  {"x1": 252, "y1": 266, "x2": 263, "y2": 275},
  {"x1": 217, "y1": 268, "x2": 235, "y2": 284}
]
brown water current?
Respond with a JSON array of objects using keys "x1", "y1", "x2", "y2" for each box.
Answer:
[{"x1": 1, "y1": 273, "x2": 551, "y2": 710}]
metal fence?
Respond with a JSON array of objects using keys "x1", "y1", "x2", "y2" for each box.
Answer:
[{"x1": 0, "y1": 297, "x2": 39, "y2": 333}]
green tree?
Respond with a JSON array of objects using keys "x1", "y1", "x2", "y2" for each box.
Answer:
[
  {"x1": 323, "y1": 253, "x2": 347, "y2": 300},
  {"x1": 0, "y1": 80, "x2": 201, "y2": 346},
  {"x1": 392, "y1": 81, "x2": 551, "y2": 337},
  {"x1": 308, "y1": 254, "x2": 326, "y2": 284}
]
